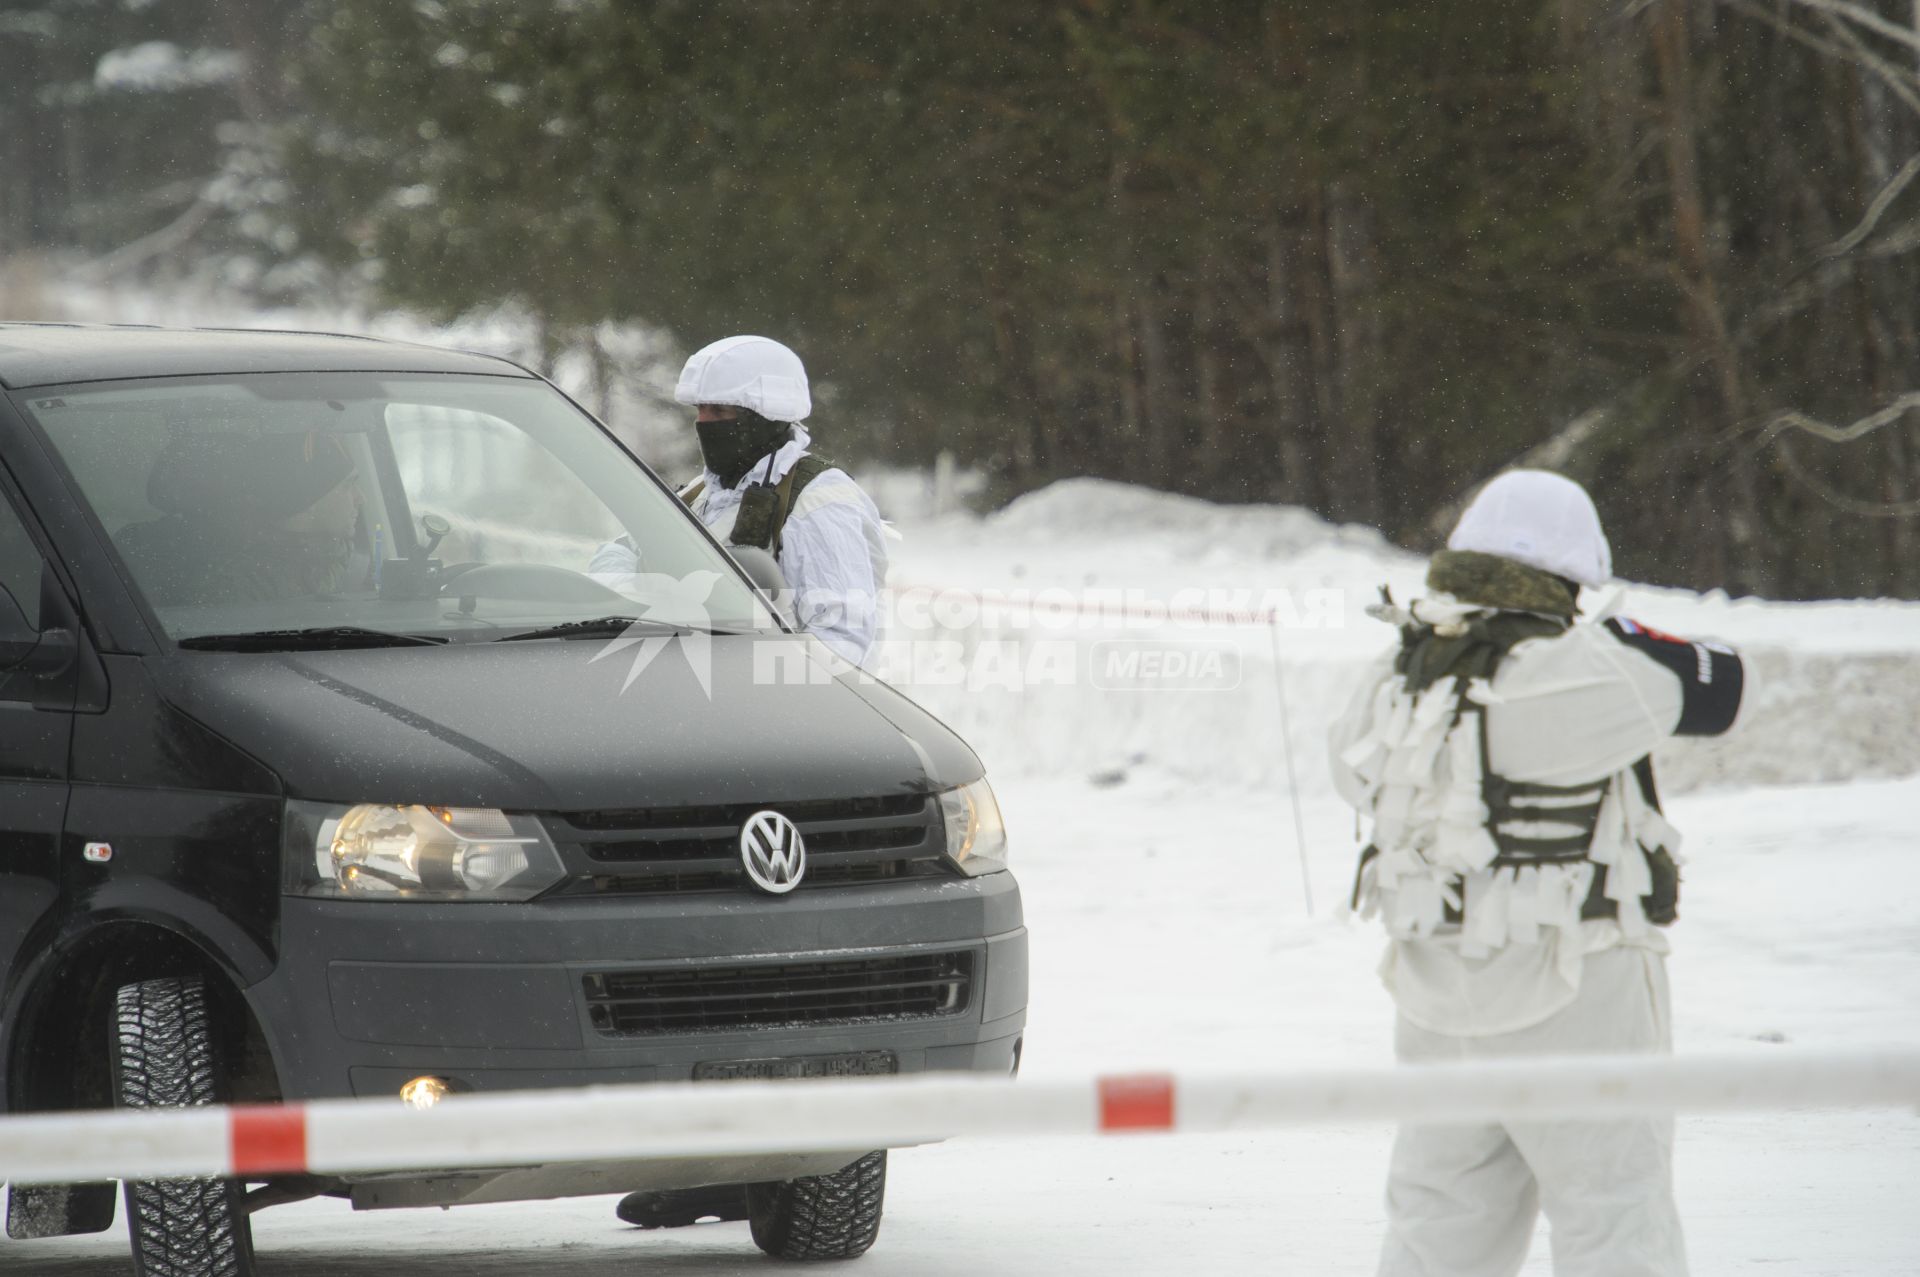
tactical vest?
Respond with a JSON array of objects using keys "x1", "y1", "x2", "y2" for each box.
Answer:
[
  {"x1": 682, "y1": 453, "x2": 836, "y2": 558},
  {"x1": 1354, "y1": 609, "x2": 1679, "y2": 927}
]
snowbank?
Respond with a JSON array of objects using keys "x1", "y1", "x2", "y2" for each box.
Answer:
[{"x1": 884, "y1": 480, "x2": 1920, "y2": 796}]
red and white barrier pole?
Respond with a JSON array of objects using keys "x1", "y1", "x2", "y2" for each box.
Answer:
[{"x1": 3, "y1": 1050, "x2": 1916, "y2": 1185}]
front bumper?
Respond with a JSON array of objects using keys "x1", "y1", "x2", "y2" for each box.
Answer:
[{"x1": 246, "y1": 871, "x2": 1027, "y2": 1101}]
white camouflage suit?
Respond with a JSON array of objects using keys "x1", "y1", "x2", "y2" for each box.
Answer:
[
  {"x1": 684, "y1": 428, "x2": 886, "y2": 666},
  {"x1": 1328, "y1": 471, "x2": 1746, "y2": 1277}
]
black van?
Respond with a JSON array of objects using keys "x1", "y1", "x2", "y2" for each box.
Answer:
[{"x1": 0, "y1": 323, "x2": 1026, "y2": 1273}]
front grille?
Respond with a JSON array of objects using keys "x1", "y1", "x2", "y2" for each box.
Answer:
[
  {"x1": 582, "y1": 952, "x2": 975, "y2": 1036},
  {"x1": 569, "y1": 793, "x2": 927, "y2": 832},
  {"x1": 583, "y1": 823, "x2": 918, "y2": 863},
  {"x1": 550, "y1": 793, "x2": 950, "y2": 896},
  {"x1": 586, "y1": 858, "x2": 951, "y2": 896}
]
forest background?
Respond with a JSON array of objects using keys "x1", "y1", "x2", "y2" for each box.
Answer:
[{"x1": 6, "y1": 0, "x2": 1920, "y2": 600}]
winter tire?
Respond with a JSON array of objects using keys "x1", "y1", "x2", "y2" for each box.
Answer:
[
  {"x1": 111, "y1": 975, "x2": 257, "y2": 1277},
  {"x1": 746, "y1": 1150, "x2": 886, "y2": 1261}
]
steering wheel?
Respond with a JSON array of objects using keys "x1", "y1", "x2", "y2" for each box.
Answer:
[{"x1": 437, "y1": 562, "x2": 632, "y2": 606}]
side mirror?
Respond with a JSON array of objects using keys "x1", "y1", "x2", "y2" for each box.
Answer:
[
  {"x1": 725, "y1": 545, "x2": 794, "y2": 627},
  {"x1": 0, "y1": 584, "x2": 75, "y2": 678},
  {"x1": 726, "y1": 545, "x2": 789, "y2": 595}
]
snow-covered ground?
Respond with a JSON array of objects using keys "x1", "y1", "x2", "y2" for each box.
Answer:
[
  {"x1": 13, "y1": 776, "x2": 1917, "y2": 1275},
  {"x1": 11, "y1": 482, "x2": 1920, "y2": 1276}
]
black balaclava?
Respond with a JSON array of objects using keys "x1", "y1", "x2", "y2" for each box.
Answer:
[{"x1": 696, "y1": 409, "x2": 795, "y2": 488}]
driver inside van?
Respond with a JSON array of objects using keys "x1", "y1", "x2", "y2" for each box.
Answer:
[{"x1": 118, "y1": 431, "x2": 363, "y2": 607}]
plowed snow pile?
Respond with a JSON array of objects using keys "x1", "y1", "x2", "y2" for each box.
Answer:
[{"x1": 880, "y1": 477, "x2": 1920, "y2": 794}]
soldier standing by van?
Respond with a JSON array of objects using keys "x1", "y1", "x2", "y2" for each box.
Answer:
[
  {"x1": 590, "y1": 335, "x2": 887, "y2": 666},
  {"x1": 1329, "y1": 470, "x2": 1746, "y2": 1277}
]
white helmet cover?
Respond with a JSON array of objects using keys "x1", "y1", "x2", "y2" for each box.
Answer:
[
  {"x1": 1447, "y1": 469, "x2": 1613, "y2": 587},
  {"x1": 673, "y1": 335, "x2": 812, "y2": 423}
]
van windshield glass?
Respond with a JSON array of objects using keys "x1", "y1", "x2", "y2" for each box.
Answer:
[{"x1": 21, "y1": 372, "x2": 773, "y2": 643}]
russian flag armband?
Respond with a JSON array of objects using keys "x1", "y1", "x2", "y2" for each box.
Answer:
[{"x1": 1606, "y1": 617, "x2": 1744, "y2": 737}]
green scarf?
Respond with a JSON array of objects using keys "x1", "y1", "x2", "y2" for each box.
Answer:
[{"x1": 1425, "y1": 549, "x2": 1578, "y2": 619}]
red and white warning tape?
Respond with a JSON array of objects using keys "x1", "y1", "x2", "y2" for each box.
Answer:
[
  {"x1": 887, "y1": 583, "x2": 1286, "y2": 628},
  {"x1": 2, "y1": 1050, "x2": 1915, "y2": 1184}
]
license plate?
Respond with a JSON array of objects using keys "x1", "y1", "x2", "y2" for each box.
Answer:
[{"x1": 693, "y1": 1050, "x2": 898, "y2": 1082}]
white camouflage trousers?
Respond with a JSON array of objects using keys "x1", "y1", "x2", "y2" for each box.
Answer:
[{"x1": 1377, "y1": 945, "x2": 1688, "y2": 1277}]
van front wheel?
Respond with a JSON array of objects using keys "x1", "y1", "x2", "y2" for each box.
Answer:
[
  {"x1": 112, "y1": 975, "x2": 257, "y2": 1277},
  {"x1": 746, "y1": 1150, "x2": 886, "y2": 1260}
]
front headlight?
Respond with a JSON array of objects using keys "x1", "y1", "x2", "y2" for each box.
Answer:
[
  {"x1": 284, "y1": 801, "x2": 565, "y2": 901},
  {"x1": 937, "y1": 778, "x2": 1009, "y2": 876}
]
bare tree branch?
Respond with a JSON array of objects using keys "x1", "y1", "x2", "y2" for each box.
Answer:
[
  {"x1": 1824, "y1": 151, "x2": 1920, "y2": 256},
  {"x1": 1723, "y1": 0, "x2": 1920, "y2": 115},
  {"x1": 1722, "y1": 1, "x2": 1920, "y2": 263},
  {"x1": 1742, "y1": 259, "x2": 1856, "y2": 333},
  {"x1": 1420, "y1": 0, "x2": 1920, "y2": 538},
  {"x1": 1816, "y1": 9, "x2": 1920, "y2": 112},
  {"x1": 1782, "y1": 0, "x2": 1920, "y2": 55},
  {"x1": 1860, "y1": 213, "x2": 1920, "y2": 258},
  {"x1": 1776, "y1": 438, "x2": 1920, "y2": 515},
  {"x1": 1756, "y1": 392, "x2": 1920, "y2": 447},
  {"x1": 1421, "y1": 245, "x2": 1881, "y2": 541}
]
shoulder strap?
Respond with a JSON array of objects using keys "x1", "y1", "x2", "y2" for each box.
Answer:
[{"x1": 763, "y1": 454, "x2": 835, "y2": 557}]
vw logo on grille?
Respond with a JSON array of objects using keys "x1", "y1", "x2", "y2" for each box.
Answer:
[{"x1": 739, "y1": 810, "x2": 806, "y2": 895}]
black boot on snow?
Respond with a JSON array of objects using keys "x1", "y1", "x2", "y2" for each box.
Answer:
[{"x1": 614, "y1": 1185, "x2": 750, "y2": 1229}]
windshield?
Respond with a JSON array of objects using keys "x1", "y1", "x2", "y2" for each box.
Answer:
[{"x1": 19, "y1": 372, "x2": 774, "y2": 643}]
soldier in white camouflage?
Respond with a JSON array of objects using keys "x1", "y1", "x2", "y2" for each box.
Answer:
[{"x1": 1331, "y1": 470, "x2": 1746, "y2": 1277}]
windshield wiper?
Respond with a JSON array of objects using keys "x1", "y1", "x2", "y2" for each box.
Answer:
[
  {"x1": 493, "y1": 615, "x2": 675, "y2": 642},
  {"x1": 495, "y1": 615, "x2": 762, "y2": 643},
  {"x1": 177, "y1": 626, "x2": 452, "y2": 652}
]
